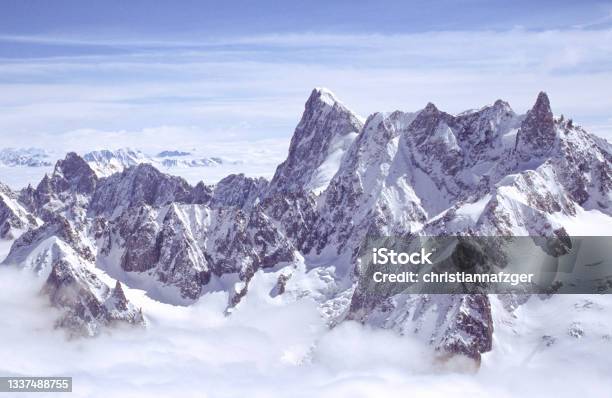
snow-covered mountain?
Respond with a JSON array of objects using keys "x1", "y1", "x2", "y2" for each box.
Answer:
[
  {"x1": 83, "y1": 148, "x2": 240, "y2": 177},
  {"x1": 0, "y1": 147, "x2": 53, "y2": 167},
  {"x1": 0, "y1": 88, "x2": 610, "y2": 363},
  {"x1": 0, "y1": 181, "x2": 41, "y2": 239},
  {"x1": 267, "y1": 88, "x2": 364, "y2": 195},
  {"x1": 0, "y1": 147, "x2": 239, "y2": 176}
]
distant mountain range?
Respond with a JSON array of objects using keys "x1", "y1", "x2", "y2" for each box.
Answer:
[
  {"x1": 0, "y1": 148, "x2": 53, "y2": 167},
  {"x1": 0, "y1": 147, "x2": 240, "y2": 177},
  {"x1": 0, "y1": 88, "x2": 610, "y2": 363},
  {"x1": 82, "y1": 148, "x2": 240, "y2": 177}
]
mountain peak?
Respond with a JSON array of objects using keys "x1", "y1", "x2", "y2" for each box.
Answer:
[
  {"x1": 492, "y1": 99, "x2": 512, "y2": 111},
  {"x1": 267, "y1": 88, "x2": 363, "y2": 195},
  {"x1": 409, "y1": 101, "x2": 450, "y2": 134},
  {"x1": 54, "y1": 152, "x2": 95, "y2": 179},
  {"x1": 110, "y1": 281, "x2": 129, "y2": 311},
  {"x1": 113, "y1": 280, "x2": 126, "y2": 298},
  {"x1": 310, "y1": 87, "x2": 337, "y2": 104},
  {"x1": 54, "y1": 152, "x2": 91, "y2": 175},
  {"x1": 534, "y1": 91, "x2": 551, "y2": 111},
  {"x1": 41, "y1": 152, "x2": 98, "y2": 197},
  {"x1": 89, "y1": 162, "x2": 192, "y2": 216},
  {"x1": 423, "y1": 102, "x2": 439, "y2": 113},
  {"x1": 514, "y1": 91, "x2": 556, "y2": 159},
  {"x1": 305, "y1": 87, "x2": 344, "y2": 112}
]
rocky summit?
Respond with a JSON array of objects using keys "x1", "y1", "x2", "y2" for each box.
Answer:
[{"x1": 1, "y1": 89, "x2": 610, "y2": 361}]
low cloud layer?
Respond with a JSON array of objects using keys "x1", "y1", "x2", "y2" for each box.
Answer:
[{"x1": 1, "y1": 267, "x2": 611, "y2": 398}]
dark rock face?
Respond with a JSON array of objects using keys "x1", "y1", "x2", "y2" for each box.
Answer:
[
  {"x1": 156, "y1": 205, "x2": 211, "y2": 299},
  {"x1": 33, "y1": 152, "x2": 98, "y2": 212},
  {"x1": 439, "y1": 295, "x2": 493, "y2": 362},
  {"x1": 188, "y1": 181, "x2": 213, "y2": 205},
  {"x1": 270, "y1": 273, "x2": 292, "y2": 297},
  {"x1": 260, "y1": 191, "x2": 318, "y2": 251},
  {"x1": 42, "y1": 258, "x2": 145, "y2": 337},
  {"x1": 53, "y1": 152, "x2": 98, "y2": 195},
  {"x1": 94, "y1": 199, "x2": 296, "y2": 302},
  {"x1": 110, "y1": 281, "x2": 129, "y2": 311},
  {"x1": 454, "y1": 99, "x2": 517, "y2": 164},
  {"x1": 96, "y1": 203, "x2": 210, "y2": 300},
  {"x1": 397, "y1": 103, "x2": 466, "y2": 198},
  {"x1": 347, "y1": 292, "x2": 493, "y2": 362},
  {"x1": 98, "y1": 205, "x2": 211, "y2": 300},
  {"x1": 90, "y1": 164, "x2": 191, "y2": 217},
  {"x1": 203, "y1": 206, "x2": 296, "y2": 279},
  {"x1": 211, "y1": 174, "x2": 268, "y2": 209},
  {"x1": 554, "y1": 124, "x2": 612, "y2": 214},
  {"x1": 267, "y1": 88, "x2": 363, "y2": 195},
  {"x1": 414, "y1": 110, "x2": 462, "y2": 173},
  {"x1": 246, "y1": 206, "x2": 296, "y2": 269},
  {"x1": 0, "y1": 182, "x2": 39, "y2": 239},
  {"x1": 115, "y1": 205, "x2": 161, "y2": 273},
  {"x1": 206, "y1": 209, "x2": 253, "y2": 277},
  {"x1": 515, "y1": 92, "x2": 557, "y2": 161}
]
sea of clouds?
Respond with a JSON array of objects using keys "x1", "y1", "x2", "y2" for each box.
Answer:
[{"x1": 0, "y1": 266, "x2": 611, "y2": 398}]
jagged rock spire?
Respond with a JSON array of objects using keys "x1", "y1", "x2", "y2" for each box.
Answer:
[
  {"x1": 423, "y1": 102, "x2": 439, "y2": 113},
  {"x1": 53, "y1": 152, "x2": 98, "y2": 194},
  {"x1": 514, "y1": 91, "x2": 557, "y2": 160},
  {"x1": 111, "y1": 281, "x2": 129, "y2": 311},
  {"x1": 31, "y1": 153, "x2": 98, "y2": 214},
  {"x1": 409, "y1": 101, "x2": 454, "y2": 138}
]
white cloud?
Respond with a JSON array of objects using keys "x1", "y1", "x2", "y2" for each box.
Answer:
[
  {"x1": 0, "y1": 28, "x2": 610, "y2": 149},
  {"x1": 1, "y1": 267, "x2": 612, "y2": 397}
]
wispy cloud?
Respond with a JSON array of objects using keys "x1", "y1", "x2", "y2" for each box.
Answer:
[{"x1": 0, "y1": 27, "x2": 611, "y2": 149}]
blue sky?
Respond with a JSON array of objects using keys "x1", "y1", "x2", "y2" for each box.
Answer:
[
  {"x1": 0, "y1": 0, "x2": 611, "y2": 152},
  {"x1": 1, "y1": 0, "x2": 609, "y2": 39}
]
